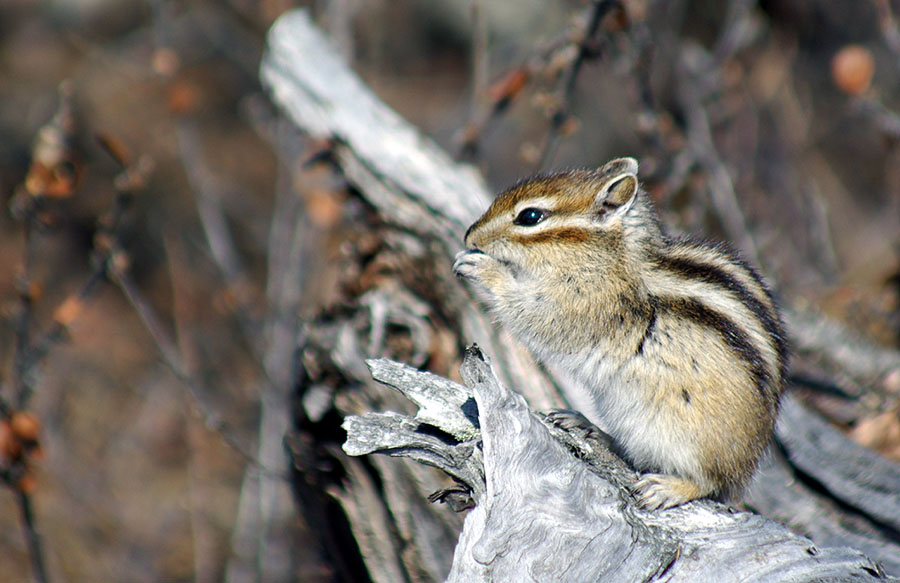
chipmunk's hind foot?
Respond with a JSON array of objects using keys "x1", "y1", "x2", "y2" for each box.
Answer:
[{"x1": 633, "y1": 473, "x2": 711, "y2": 510}]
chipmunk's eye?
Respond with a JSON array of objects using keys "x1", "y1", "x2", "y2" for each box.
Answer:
[{"x1": 514, "y1": 207, "x2": 545, "y2": 226}]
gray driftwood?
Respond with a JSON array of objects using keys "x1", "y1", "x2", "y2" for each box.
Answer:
[
  {"x1": 347, "y1": 346, "x2": 890, "y2": 582},
  {"x1": 261, "y1": 9, "x2": 900, "y2": 582}
]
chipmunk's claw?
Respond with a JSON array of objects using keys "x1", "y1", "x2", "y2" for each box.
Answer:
[{"x1": 632, "y1": 474, "x2": 706, "y2": 510}]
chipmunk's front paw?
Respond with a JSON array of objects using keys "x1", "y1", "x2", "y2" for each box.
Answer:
[
  {"x1": 452, "y1": 249, "x2": 488, "y2": 281},
  {"x1": 544, "y1": 409, "x2": 610, "y2": 445},
  {"x1": 632, "y1": 474, "x2": 706, "y2": 511}
]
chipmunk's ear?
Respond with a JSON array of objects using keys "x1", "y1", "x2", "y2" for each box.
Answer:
[
  {"x1": 598, "y1": 157, "x2": 639, "y2": 180},
  {"x1": 592, "y1": 158, "x2": 639, "y2": 220}
]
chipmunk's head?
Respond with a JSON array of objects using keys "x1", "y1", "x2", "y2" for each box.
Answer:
[
  {"x1": 458, "y1": 157, "x2": 659, "y2": 286},
  {"x1": 453, "y1": 157, "x2": 661, "y2": 349}
]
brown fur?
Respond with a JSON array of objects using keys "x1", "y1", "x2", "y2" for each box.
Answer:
[{"x1": 454, "y1": 157, "x2": 786, "y2": 510}]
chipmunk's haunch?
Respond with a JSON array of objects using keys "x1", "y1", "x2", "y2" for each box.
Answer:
[{"x1": 453, "y1": 157, "x2": 787, "y2": 510}]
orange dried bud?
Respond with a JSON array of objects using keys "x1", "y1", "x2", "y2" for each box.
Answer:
[
  {"x1": 24, "y1": 163, "x2": 52, "y2": 197},
  {"x1": 54, "y1": 295, "x2": 84, "y2": 327},
  {"x1": 152, "y1": 47, "x2": 181, "y2": 77},
  {"x1": 27, "y1": 444, "x2": 45, "y2": 461},
  {"x1": 94, "y1": 231, "x2": 114, "y2": 253},
  {"x1": 0, "y1": 422, "x2": 22, "y2": 461},
  {"x1": 832, "y1": 45, "x2": 875, "y2": 96},
  {"x1": 96, "y1": 133, "x2": 133, "y2": 168},
  {"x1": 26, "y1": 280, "x2": 43, "y2": 303},
  {"x1": 519, "y1": 142, "x2": 541, "y2": 164},
  {"x1": 168, "y1": 81, "x2": 200, "y2": 115},
  {"x1": 16, "y1": 473, "x2": 37, "y2": 494},
  {"x1": 108, "y1": 250, "x2": 131, "y2": 278},
  {"x1": 11, "y1": 412, "x2": 40, "y2": 442},
  {"x1": 559, "y1": 116, "x2": 581, "y2": 136},
  {"x1": 0, "y1": 422, "x2": 13, "y2": 459},
  {"x1": 306, "y1": 189, "x2": 344, "y2": 228},
  {"x1": 488, "y1": 69, "x2": 529, "y2": 105},
  {"x1": 113, "y1": 155, "x2": 154, "y2": 192},
  {"x1": 457, "y1": 123, "x2": 480, "y2": 147},
  {"x1": 24, "y1": 158, "x2": 77, "y2": 199},
  {"x1": 44, "y1": 163, "x2": 77, "y2": 198},
  {"x1": 605, "y1": 4, "x2": 630, "y2": 32}
]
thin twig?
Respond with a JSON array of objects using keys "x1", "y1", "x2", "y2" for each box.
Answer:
[
  {"x1": 854, "y1": 96, "x2": 900, "y2": 140},
  {"x1": 4, "y1": 82, "x2": 79, "y2": 583},
  {"x1": 676, "y1": 48, "x2": 761, "y2": 266},
  {"x1": 175, "y1": 121, "x2": 267, "y2": 364},
  {"x1": 873, "y1": 0, "x2": 900, "y2": 65},
  {"x1": 12, "y1": 216, "x2": 37, "y2": 409},
  {"x1": 110, "y1": 264, "x2": 282, "y2": 479},
  {"x1": 712, "y1": 0, "x2": 756, "y2": 64},
  {"x1": 19, "y1": 268, "x2": 108, "y2": 378},
  {"x1": 225, "y1": 122, "x2": 307, "y2": 583},
  {"x1": 657, "y1": 150, "x2": 698, "y2": 204},
  {"x1": 457, "y1": 0, "x2": 490, "y2": 162},
  {"x1": 94, "y1": 143, "x2": 282, "y2": 478},
  {"x1": 159, "y1": 230, "x2": 283, "y2": 480},
  {"x1": 538, "y1": 0, "x2": 619, "y2": 169},
  {"x1": 16, "y1": 144, "x2": 144, "y2": 383},
  {"x1": 18, "y1": 490, "x2": 48, "y2": 583},
  {"x1": 470, "y1": 0, "x2": 489, "y2": 119},
  {"x1": 630, "y1": 22, "x2": 666, "y2": 161}
]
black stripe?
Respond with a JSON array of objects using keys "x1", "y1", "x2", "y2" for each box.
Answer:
[
  {"x1": 654, "y1": 249, "x2": 788, "y2": 382},
  {"x1": 656, "y1": 295, "x2": 774, "y2": 401},
  {"x1": 635, "y1": 302, "x2": 657, "y2": 355}
]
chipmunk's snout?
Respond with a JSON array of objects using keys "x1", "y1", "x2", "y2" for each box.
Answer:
[{"x1": 464, "y1": 224, "x2": 478, "y2": 247}]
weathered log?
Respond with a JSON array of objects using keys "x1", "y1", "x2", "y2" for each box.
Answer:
[
  {"x1": 347, "y1": 346, "x2": 891, "y2": 582},
  {"x1": 260, "y1": 8, "x2": 900, "y2": 582}
]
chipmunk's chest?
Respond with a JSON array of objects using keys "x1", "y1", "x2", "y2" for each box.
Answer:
[
  {"x1": 544, "y1": 346, "x2": 702, "y2": 474},
  {"x1": 498, "y1": 273, "x2": 630, "y2": 351}
]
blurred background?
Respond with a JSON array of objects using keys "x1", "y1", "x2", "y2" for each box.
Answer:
[{"x1": 1, "y1": 0, "x2": 899, "y2": 581}]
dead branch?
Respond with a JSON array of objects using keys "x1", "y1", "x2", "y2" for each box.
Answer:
[
  {"x1": 347, "y1": 346, "x2": 891, "y2": 582},
  {"x1": 538, "y1": 0, "x2": 620, "y2": 168}
]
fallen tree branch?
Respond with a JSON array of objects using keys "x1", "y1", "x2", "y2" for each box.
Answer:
[{"x1": 346, "y1": 347, "x2": 892, "y2": 582}]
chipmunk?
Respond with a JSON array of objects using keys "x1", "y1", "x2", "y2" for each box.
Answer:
[{"x1": 453, "y1": 157, "x2": 787, "y2": 510}]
